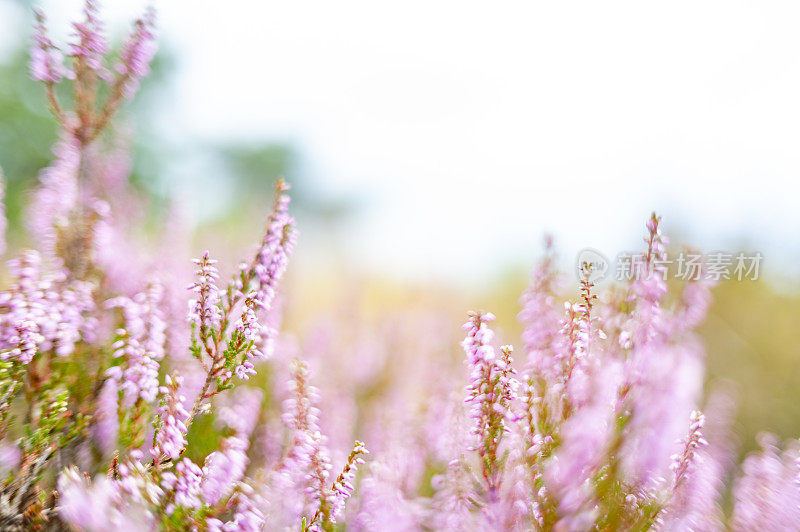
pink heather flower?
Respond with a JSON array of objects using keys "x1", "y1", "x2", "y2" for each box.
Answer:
[
  {"x1": 233, "y1": 294, "x2": 266, "y2": 380},
  {"x1": 621, "y1": 346, "x2": 703, "y2": 490},
  {"x1": 30, "y1": 10, "x2": 68, "y2": 83},
  {"x1": 69, "y1": 0, "x2": 109, "y2": 75},
  {"x1": 235, "y1": 293, "x2": 264, "y2": 342},
  {"x1": 251, "y1": 181, "x2": 296, "y2": 309},
  {"x1": 151, "y1": 374, "x2": 190, "y2": 461},
  {"x1": 234, "y1": 360, "x2": 255, "y2": 380},
  {"x1": 462, "y1": 311, "x2": 496, "y2": 363},
  {"x1": 161, "y1": 458, "x2": 203, "y2": 513},
  {"x1": 461, "y1": 312, "x2": 518, "y2": 503},
  {"x1": 108, "y1": 337, "x2": 158, "y2": 405},
  {"x1": 215, "y1": 386, "x2": 263, "y2": 437},
  {"x1": 669, "y1": 410, "x2": 708, "y2": 494},
  {"x1": 115, "y1": 7, "x2": 157, "y2": 98},
  {"x1": 0, "y1": 250, "x2": 95, "y2": 359},
  {"x1": 279, "y1": 361, "x2": 326, "y2": 496},
  {"x1": 201, "y1": 435, "x2": 249, "y2": 506},
  {"x1": 58, "y1": 467, "x2": 156, "y2": 531},
  {"x1": 0, "y1": 320, "x2": 43, "y2": 365},
  {"x1": 304, "y1": 430, "x2": 333, "y2": 519},
  {"x1": 92, "y1": 378, "x2": 119, "y2": 455},
  {"x1": 658, "y1": 408, "x2": 727, "y2": 530},
  {"x1": 431, "y1": 457, "x2": 480, "y2": 531},
  {"x1": 546, "y1": 402, "x2": 612, "y2": 517},
  {"x1": 28, "y1": 134, "x2": 80, "y2": 261},
  {"x1": 275, "y1": 358, "x2": 355, "y2": 527},
  {"x1": 281, "y1": 360, "x2": 322, "y2": 443},
  {"x1": 518, "y1": 237, "x2": 563, "y2": 378},
  {"x1": 675, "y1": 275, "x2": 714, "y2": 332},
  {"x1": 91, "y1": 205, "x2": 141, "y2": 294},
  {"x1": 207, "y1": 483, "x2": 265, "y2": 532},
  {"x1": 328, "y1": 440, "x2": 369, "y2": 522},
  {"x1": 0, "y1": 252, "x2": 44, "y2": 357},
  {"x1": 462, "y1": 312, "x2": 517, "y2": 438},
  {"x1": 631, "y1": 213, "x2": 669, "y2": 314},
  {"x1": 55, "y1": 278, "x2": 97, "y2": 354},
  {"x1": 108, "y1": 283, "x2": 167, "y2": 360},
  {"x1": 106, "y1": 327, "x2": 160, "y2": 407},
  {"x1": 57, "y1": 468, "x2": 114, "y2": 530},
  {"x1": 354, "y1": 458, "x2": 426, "y2": 531},
  {"x1": 661, "y1": 446, "x2": 725, "y2": 531},
  {"x1": 188, "y1": 251, "x2": 221, "y2": 346},
  {"x1": 245, "y1": 191, "x2": 296, "y2": 358},
  {"x1": 608, "y1": 215, "x2": 706, "y2": 493},
  {"x1": 555, "y1": 301, "x2": 592, "y2": 402},
  {"x1": 645, "y1": 212, "x2": 668, "y2": 262},
  {"x1": 114, "y1": 459, "x2": 164, "y2": 506},
  {"x1": 731, "y1": 434, "x2": 800, "y2": 530},
  {"x1": 0, "y1": 442, "x2": 21, "y2": 478},
  {"x1": 59, "y1": 464, "x2": 161, "y2": 530}
]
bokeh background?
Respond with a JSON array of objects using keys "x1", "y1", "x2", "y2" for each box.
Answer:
[{"x1": 1, "y1": 0, "x2": 799, "y2": 459}]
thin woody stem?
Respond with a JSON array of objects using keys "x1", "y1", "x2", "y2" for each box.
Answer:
[{"x1": 44, "y1": 83, "x2": 66, "y2": 126}]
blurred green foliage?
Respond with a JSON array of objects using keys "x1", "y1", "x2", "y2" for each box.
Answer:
[
  {"x1": 0, "y1": 49, "x2": 57, "y2": 239},
  {"x1": 218, "y1": 143, "x2": 355, "y2": 226},
  {"x1": 700, "y1": 278, "x2": 800, "y2": 456}
]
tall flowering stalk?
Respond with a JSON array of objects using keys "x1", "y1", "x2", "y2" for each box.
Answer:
[
  {"x1": 669, "y1": 410, "x2": 708, "y2": 496},
  {"x1": 105, "y1": 284, "x2": 166, "y2": 450},
  {"x1": 188, "y1": 252, "x2": 221, "y2": 365},
  {"x1": 278, "y1": 360, "x2": 328, "y2": 514},
  {"x1": 461, "y1": 311, "x2": 518, "y2": 505},
  {"x1": 275, "y1": 360, "x2": 369, "y2": 531},
  {"x1": 185, "y1": 180, "x2": 296, "y2": 428},
  {"x1": 201, "y1": 435, "x2": 249, "y2": 507},
  {"x1": 304, "y1": 440, "x2": 369, "y2": 532},
  {"x1": 151, "y1": 374, "x2": 190, "y2": 464}
]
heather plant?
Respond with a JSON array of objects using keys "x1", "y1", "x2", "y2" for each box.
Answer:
[
  {"x1": 0, "y1": 2, "x2": 364, "y2": 530},
  {"x1": 1, "y1": 2, "x2": 800, "y2": 531}
]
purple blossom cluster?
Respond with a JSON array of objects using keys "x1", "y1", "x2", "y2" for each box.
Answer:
[
  {"x1": 0, "y1": 250, "x2": 95, "y2": 362},
  {"x1": 233, "y1": 293, "x2": 266, "y2": 380},
  {"x1": 2, "y1": 2, "x2": 800, "y2": 531},
  {"x1": 188, "y1": 252, "x2": 222, "y2": 340},
  {"x1": 151, "y1": 374, "x2": 190, "y2": 462},
  {"x1": 162, "y1": 458, "x2": 204, "y2": 513},
  {"x1": 327, "y1": 440, "x2": 369, "y2": 523},
  {"x1": 30, "y1": 10, "x2": 67, "y2": 84},
  {"x1": 106, "y1": 284, "x2": 166, "y2": 406},
  {"x1": 115, "y1": 7, "x2": 156, "y2": 97},
  {"x1": 207, "y1": 484, "x2": 265, "y2": 532},
  {"x1": 253, "y1": 180, "x2": 295, "y2": 307},
  {"x1": 201, "y1": 436, "x2": 249, "y2": 507},
  {"x1": 69, "y1": 0, "x2": 108, "y2": 75}
]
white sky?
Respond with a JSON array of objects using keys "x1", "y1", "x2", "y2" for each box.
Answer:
[{"x1": 7, "y1": 0, "x2": 800, "y2": 283}]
